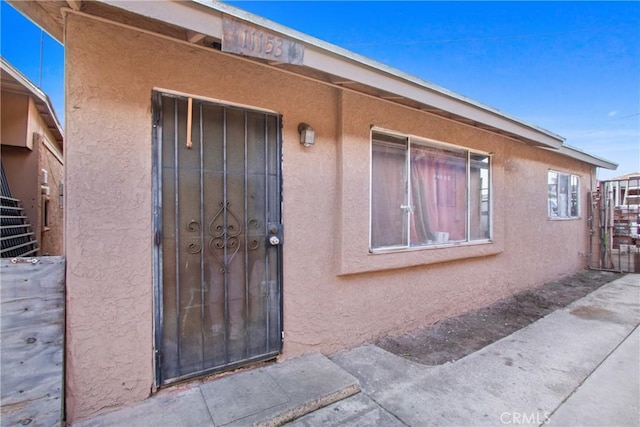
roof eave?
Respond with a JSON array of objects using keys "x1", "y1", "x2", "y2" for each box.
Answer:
[
  {"x1": 10, "y1": 0, "x2": 582, "y2": 152},
  {"x1": 541, "y1": 144, "x2": 618, "y2": 170},
  {"x1": 199, "y1": 0, "x2": 565, "y2": 149},
  {"x1": 1, "y1": 57, "x2": 64, "y2": 147},
  {"x1": 89, "y1": 0, "x2": 563, "y2": 149}
]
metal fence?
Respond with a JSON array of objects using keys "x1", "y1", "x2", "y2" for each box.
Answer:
[{"x1": 589, "y1": 177, "x2": 640, "y2": 272}]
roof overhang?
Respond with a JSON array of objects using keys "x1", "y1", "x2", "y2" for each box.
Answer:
[
  {"x1": 105, "y1": 0, "x2": 568, "y2": 149},
  {"x1": 8, "y1": 0, "x2": 617, "y2": 169},
  {"x1": 541, "y1": 144, "x2": 618, "y2": 170},
  {"x1": 1, "y1": 56, "x2": 64, "y2": 147},
  {"x1": 609, "y1": 172, "x2": 640, "y2": 181}
]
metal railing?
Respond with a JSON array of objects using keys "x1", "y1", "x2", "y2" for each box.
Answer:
[{"x1": 1, "y1": 164, "x2": 39, "y2": 257}]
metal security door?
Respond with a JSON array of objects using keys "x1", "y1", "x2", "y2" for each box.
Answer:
[{"x1": 153, "y1": 92, "x2": 283, "y2": 385}]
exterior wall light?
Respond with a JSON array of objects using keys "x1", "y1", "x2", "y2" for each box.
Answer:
[{"x1": 298, "y1": 123, "x2": 315, "y2": 147}]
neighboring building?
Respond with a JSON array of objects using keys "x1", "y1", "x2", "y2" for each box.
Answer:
[
  {"x1": 605, "y1": 172, "x2": 640, "y2": 208},
  {"x1": 10, "y1": 1, "x2": 617, "y2": 423},
  {"x1": 1, "y1": 57, "x2": 64, "y2": 257}
]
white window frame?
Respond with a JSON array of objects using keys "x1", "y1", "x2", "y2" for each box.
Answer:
[
  {"x1": 547, "y1": 170, "x2": 580, "y2": 219},
  {"x1": 369, "y1": 128, "x2": 492, "y2": 252}
]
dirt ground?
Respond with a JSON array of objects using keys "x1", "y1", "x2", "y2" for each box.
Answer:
[{"x1": 375, "y1": 269, "x2": 625, "y2": 365}]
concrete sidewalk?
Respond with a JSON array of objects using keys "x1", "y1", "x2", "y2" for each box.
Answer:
[
  {"x1": 74, "y1": 274, "x2": 639, "y2": 427},
  {"x1": 75, "y1": 353, "x2": 360, "y2": 427},
  {"x1": 296, "y1": 274, "x2": 640, "y2": 427}
]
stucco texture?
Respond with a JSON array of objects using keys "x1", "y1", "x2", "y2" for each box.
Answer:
[
  {"x1": 1, "y1": 90, "x2": 30, "y2": 148},
  {"x1": 64, "y1": 13, "x2": 594, "y2": 422},
  {"x1": 37, "y1": 134, "x2": 64, "y2": 255}
]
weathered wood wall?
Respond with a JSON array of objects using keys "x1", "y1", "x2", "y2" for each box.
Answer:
[{"x1": 1, "y1": 257, "x2": 65, "y2": 427}]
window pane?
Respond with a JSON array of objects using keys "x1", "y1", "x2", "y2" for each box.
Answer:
[
  {"x1": 470, "y1": 154, "x2": 490, "y2": 240},
  {"x1": 409, "y1": 143, "x2": 466, "y2": 246},
  {"x1": 548, "y1": 172, "x2": 558, "y2": 217},
  {"x1": 371, "y1": 134, "x2": 407, "y2": 248},
  {"x1": 558, "y1": 173, "x2": 569, "y2": 217},
  {"x1": 570, "y1": 175, "x2": 579, "y2": 217}
]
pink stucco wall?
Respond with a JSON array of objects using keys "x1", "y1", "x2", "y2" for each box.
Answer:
[
  {"x1": 29, "y1": 97, "x2": 64, "y2": 256},
  {"x1": 64, "y1": 13, "x2": 594, "y2": 422},
  {"x1": 37, "y1": 133, "x2": 64, "y2": 256}
]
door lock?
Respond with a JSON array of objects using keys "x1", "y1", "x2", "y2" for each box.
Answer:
[{"x1": 267, "y1": 222, "x2": 283, "y2": 246}]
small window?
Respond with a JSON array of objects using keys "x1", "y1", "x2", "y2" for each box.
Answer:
[
  {"x1": 548, "y1": 171, "x2": 579, "y2": 219},
  {"x1": 42, "y1": 195, "x2": 50, "y2": 230},
  {"x1": 371, "y1": 131, "x2": 491, "y2": 251}
]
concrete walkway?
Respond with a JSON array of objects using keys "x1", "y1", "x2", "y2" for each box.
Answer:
[
  {"x1": 74, "y1": 274, "x2": 639, "y2": 427},
  {"x1": 74, "y1": 353, "x2": 360, "y2": 427},
  {"x1": 297, "y1": 274, "x2": 640, "y2": 427}
]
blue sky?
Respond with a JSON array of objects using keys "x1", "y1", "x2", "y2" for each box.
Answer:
[
  {"x1": 2, "y1": 1, "x2": 638, "y2": 179},
  {"x1": 1, "y1": 1, "x2": 64, "y2": 121}
]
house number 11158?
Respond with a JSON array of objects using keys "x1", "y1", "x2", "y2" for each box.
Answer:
[
  {"x1": 242, "y1": 29, "x2": 284, "y2": 58},
  {"x1": 222, "y1": 17, "x2": 304, "y2": 65}
]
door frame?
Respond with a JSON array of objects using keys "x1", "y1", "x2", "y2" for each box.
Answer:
[{"x1": 151, "y1": 89, "x2": 284, "y2": 387}]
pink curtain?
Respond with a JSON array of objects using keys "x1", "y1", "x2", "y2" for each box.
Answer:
[
  {"x1": 410, "y1": 147, "x2": 466, "y2": 245},
  {"x1": 371, "y1": 136, "x2": 472, "y2": 249}
]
